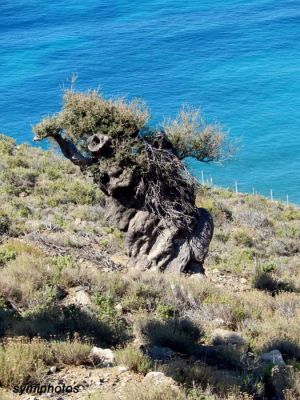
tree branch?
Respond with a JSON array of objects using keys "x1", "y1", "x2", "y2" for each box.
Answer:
[{"x1": 34, "y1": 133, "x2": 98, "y2": 167}]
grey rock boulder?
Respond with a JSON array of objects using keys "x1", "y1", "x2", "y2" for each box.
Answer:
[
  {"x1": 260, "y1": 349, "x2": 285, "y2": 366},
  {"x1": 143, "y1": 372, "x2": 179, "y2": 389},
  {"x1": 64, "y1": 286, "x2": 92, "y2": 308},
  {"x1": 89, "y1": 347, "x2": 115, "y2": 367}
]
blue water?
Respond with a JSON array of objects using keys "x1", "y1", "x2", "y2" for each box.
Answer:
[{"x1": 0, "y1": 0, "x2": 299, "y2": 203}]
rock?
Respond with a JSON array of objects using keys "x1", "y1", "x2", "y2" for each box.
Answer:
[
  {"x1": 48, "y1": 366, "x2": 57, "y2": 374},
  {"x1": 143, "y1": 372, "x2": 178, "y2": 388},
  {"x1": 117, "y1": 366, "x2": 128, "y2": 373},
  {"x1": 115, "y1": 303, "x2": 124, "y2": 313},
  {"x1": 148, "y1": 346, "x2": 176, "y2": 362},
  {"x1": 110, "y1": 254, "x2": 129, "y2": 267},
  {"x1": 212, "y1": 329, "x2": 247, "y2": 347},
  {"x1": 64, "y1": 286, "x2": 92, "y2": 307},
  {"x1": 89, "y1": 347, "x2": 115, "y2": 367},
  {"x1": 74, "y1": 218, "x2": 81, "y2": 226},
  {"x1": 240, "y1": 278, "x2": 247, "y2": 284},
  {"x1": 260, "y1": 349, "x2": 285, "y2": 365}
]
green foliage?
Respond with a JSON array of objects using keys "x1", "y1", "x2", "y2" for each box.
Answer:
[
  {"x1": 163, "y1": 106, "x2": 232, "y2": 163},
  {"x1": 0, "y1": 248, "x2": 16, "y2": 265},
  {"x1": 156, "y1": 304, "x2": 175, "y2": 319},
  {"x1": 93, "y1": 292, "x2": 129, "y2": 345},
  {"x1": 214, "y1": 229, "x2": 230, "y2": 243},
  {"x1": 33, "y1": 90, "x2": 149, "y2": 147},
  {"x1": 0, "y1": 134, "x2": 15, "y2": 155},
  {"x1": 281, "y1": 207, "x2": 300, "y2": 221},
  {"x1": 0, "y1": 212, "x2": 10, "y2": 235},
  {"x1": 232, "y1": 228, "x2": 254, "y2": 247},
  {"x1": 0, "y1": 295, "x2": 6, "y2": 310},
  {"x1": 94, "y1": 292, "x2": 115, "y2": 319}
]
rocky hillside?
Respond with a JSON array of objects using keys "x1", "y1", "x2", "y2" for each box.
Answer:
[{"x1": 0, "y1": 134, "x2": 299, "y2": 400}]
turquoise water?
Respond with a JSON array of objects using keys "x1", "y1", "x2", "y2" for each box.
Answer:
[{"x1": 0, "y1": 0, "x2": 299, "y2": 203}]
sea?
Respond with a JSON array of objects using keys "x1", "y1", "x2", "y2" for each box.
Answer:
[{"x1": 0, "y1": 0, "x2": 299, "y2": 204}]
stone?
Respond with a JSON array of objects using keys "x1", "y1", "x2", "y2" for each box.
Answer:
[
  {"x1": 143, "y1": 372, "x2": 178, "y2": 388},
  {"x1": 117, "y1": 366, "x2": 128, "y2": 373},
  {"x1": 260, "y1": 349, "x2": 285, "y2": 365},
  {"x1": 148, "y1": 346, "x2": 176, "y2": 362},
  {"x1": 110, "y1": 254, "x2": 129, "y2": 267},
  {"x1": 48, "y1": 366, "x2": 57, "y2": 374},
  {"x1": 89, "y1": 347, "x2": 115, "y2": 367},
  {"x1": 64, "y1": 286, "x2": 92, "y2": 307},
  {"x1": 211, "y1": 329, "x2": 247, "y2": 347},
  {"x1": 115, "y1": 303, "x2": 124, "y2": 313}
]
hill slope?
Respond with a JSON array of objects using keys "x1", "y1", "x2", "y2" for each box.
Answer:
[{"x1": 0, "y1": 134, "x2": 299, "y2": 400}]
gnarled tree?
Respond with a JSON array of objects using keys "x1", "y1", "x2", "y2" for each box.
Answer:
[{"x1": 33, "y1": 90, "x2": 232, "y2": 273}]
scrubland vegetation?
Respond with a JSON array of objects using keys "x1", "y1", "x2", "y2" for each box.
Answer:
[{"x1": 0, "y1": 133, "x2": 299, "y2": 399}]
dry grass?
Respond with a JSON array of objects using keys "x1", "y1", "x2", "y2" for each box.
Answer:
[
  {"x1": 0, "y1": 337, "x2": 92, "y2": 388},
  {"x1": 84, "y1": 382, "x2": 185, "y2": 400},
  {"x1": 0, "y1": 338, "x2": 51, "y2": 387},
  {"x1": 0, "y1": 133, "x2": 299, "y2": 398},
  {"x1": 0, "y1": 254, "x2": 52, "y2": 308},
  {"x1": 115, "y1": 345, "x2": 152, "y2": 374}
]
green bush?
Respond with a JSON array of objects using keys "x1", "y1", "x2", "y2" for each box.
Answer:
[
  {"x1": 0, "y1": 212, "x2": 10, "y2": 235},
  {"x1": 232, "y1": 228, "x2": 254, "y2": 247},
  {"x1": 0, "y1": 134, "x2": 15, "y2": 155},
  {"x1": 115, "y1": 345, "x2": 152, "y2": 374},
  {"x1": 140, "y1": 318, "x2": 202, "y2": 354}
]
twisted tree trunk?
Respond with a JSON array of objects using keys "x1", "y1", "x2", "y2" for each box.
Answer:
[{"x1": 40, "y1": 132, "x2": 213, "y2": 273}]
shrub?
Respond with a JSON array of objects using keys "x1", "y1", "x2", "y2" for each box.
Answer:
[
  {"x1": 232, "y1": 228, "x2": 254, "y2": 247},
  {"x1": 33, "y1": 90, "x2": 150, "y2": 147},
  {"x1": 0, "y1": 254, "x2": 52, "y2": 308},
  {"x1": 0, "y1": 338, "x2": 52, "y2": 388},
  {"x1": 0, "y1": 134, "x2": 15, "y2": 154},
  {"x1": 115, "y1": 345, "x2": 152, "y2": 374},
  {"x1": 138, "y1": 318, "x2": 202, "y2": 354},
  {"x1": 0, "y1": 212, "x2": 10, "y2": 235},
  {"x1": 51, "y1": 336, "x2": 91, "y2": 365},
  {"x1": 252, "y1": 265, "x2": 297, "y2": 295},
  {"x1": 0, "y1": 337, "x2": 93, "y2": 388},
  {"x1": 0, "y1": 248, "x2": 16, "y2": 265},
  {"x1": 156, "y1": 304, "x2": 175, "y2": 319},
  {"x1": 163, "y1": 106, "x2": 232, "y2": 163}
]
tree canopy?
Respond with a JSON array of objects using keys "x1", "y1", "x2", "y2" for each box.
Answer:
[{"x1": 33, "y1": 89, "x2": 232, "y2": 230}]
